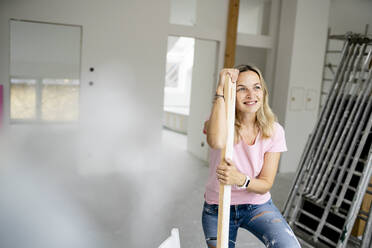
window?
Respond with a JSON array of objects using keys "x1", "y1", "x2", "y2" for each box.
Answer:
[
  {"x1": 163, "y1": 36, "x2": 195, "y2": 115},
  {"x1": 10, "y1": 78, "x2": 37, "y2": 120},
  {"x1": 10, "y1": 20, "x2": 81, "y2": 122}
]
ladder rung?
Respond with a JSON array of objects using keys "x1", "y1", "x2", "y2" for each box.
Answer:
[
  {"x1": 326, "y1": 179, "x2": 356, "y2": 192},
  {"x1": 325, "y1": 64, "x2": 338, "y2": 68},
  {"x1": 327, "y1": 50, "x2": 342, "y2": 53},
  {"x1": 324, "y1": 191, "x2": 351, "y2": 207},
  {"x1": 343, "y1": 198, "x2": 352, "y2": 205},
  {"x1": 324, "y1": 222, "x2": 342, "y2": 233},
  {"x1": 341, "y1": 167, "x2": 363, "y2": 176},
  {"x1": 294, "y1": 221, "x2": 315, "y2": 235},
  {"x1": 348, "y1": 235, "x2": 362, "y2": 246},
  {"x1": 300, "y1": 209, "x2": 320, "y2": 221},
  {"x1": 303, "y1": 196, "x2": 348, "y2": 219},
  {"x1": 339, "y1": 155, "x2": 367, "y2": 165},
  {"x1": 318, "y1": 235, "x2": 338, "y2": 247}
]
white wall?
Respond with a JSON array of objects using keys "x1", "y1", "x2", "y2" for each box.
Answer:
[
  {"x1": 169, "y1": 0, "x2": 197, "y2": 26},
  {"x1": 0, "y1": 0, "x2": 230, "y2": 246},
  {"x1": 273, "y1": 0, "x2": 330, "y2": 173},
  {"x1": 0, "y1": 0, "x2": 169, "y2": 247},
  {"x1": 10, "y1": 20, "x2": 81, "y2": 79},
  {"x1": 235, "y1": 45, "x2": 268, "y2": 74},
  {"x1": 238, "y1": 0, "x2": 271, "y2": 35},
  {"x1": 329, "y1": 0, "x2": 372, "y2": 35},
  {"x1": 0, "y1": 0, "x2": 168, "y2": 165}
]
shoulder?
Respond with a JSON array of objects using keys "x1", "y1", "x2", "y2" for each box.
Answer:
[
  {"x1": 272, "y1": 122, "x2": 285, "y2": 135},
  {"x1": 266, "y1": 122, "x2": 287, "y2": 152},
  {"x1": 264, "y1": 122, "x2": 285, "y2": 141},
  {"x1": 269, "y1": 122, "x2": 286, "y2": 144}
]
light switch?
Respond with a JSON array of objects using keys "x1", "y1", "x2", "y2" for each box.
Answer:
[
  {"x1": 290, "y1": 87, "x2": 305, "y2": 111},
  {"x1": 306, "y1": 89, "x2": 318, "y2": 110}
]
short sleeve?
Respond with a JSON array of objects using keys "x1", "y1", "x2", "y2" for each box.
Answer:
[{"x1": 267, "y1": 122, "x2": 288, "y2": 152}]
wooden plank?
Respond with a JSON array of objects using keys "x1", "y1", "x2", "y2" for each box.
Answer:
[
  {"x1": 217, "y1": 1, "x2": 239, "y2": 246},
  {"x1": 217, "y1": 75, "x2": 236, "y2": 248},
  {"x1": 224, "y1": 0, "x2": 240, "y2": 68}
]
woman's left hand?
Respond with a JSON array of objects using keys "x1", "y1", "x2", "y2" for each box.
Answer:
[{"x1": 216, "y1": 158, "x2": 245, "y2": 186}]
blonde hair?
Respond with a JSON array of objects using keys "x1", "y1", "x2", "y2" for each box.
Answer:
[{"x1": 234, "y1": 64, "x2": 277, "y2": 142}]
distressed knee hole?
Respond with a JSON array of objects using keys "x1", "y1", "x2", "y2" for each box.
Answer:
[
  {"x1": 206, "y1": 237, "x2": 217, "y2": 248},
  {"x1": 271, "y1": 218, "x2": 282, "y2": 223},
  {"x1": 250, "y1": 211, "x2": 273, "y2": 222},
  {"x1": 285, "y1": 228, "x2": 295, "y2": 237}
]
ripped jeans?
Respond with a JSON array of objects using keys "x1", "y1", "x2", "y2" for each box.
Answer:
[{"x1": 202, "y1": 199, "x2": 301, "y2": 248}]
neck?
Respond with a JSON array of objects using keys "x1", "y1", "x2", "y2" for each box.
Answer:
[{"x1": 238, "y1": 112, "x2": 257, "y2": 128}]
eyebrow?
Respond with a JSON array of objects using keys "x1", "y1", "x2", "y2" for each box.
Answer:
[{"x1": 236, "y1": 82, "x2": 261, "y2": 87}]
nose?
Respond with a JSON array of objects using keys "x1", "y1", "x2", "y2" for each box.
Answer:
[{"x1": 245, "y1": 89, "x2": 254, "y2": 98}]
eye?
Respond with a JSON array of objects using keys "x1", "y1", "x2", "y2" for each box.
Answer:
[
  {"x1": 254, "y1": 85, "x2": 261, "y2": 90},
  {"x1": 237, "y1": 87, "x2": 247, "y2": 92}
]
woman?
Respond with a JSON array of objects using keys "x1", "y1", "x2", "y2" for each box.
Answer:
[{"x1": 202, "y1": 65, "x2": 301, "y2": 248}]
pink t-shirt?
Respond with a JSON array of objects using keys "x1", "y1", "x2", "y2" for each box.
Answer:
[{"x1": 204, "y1": 122, "x2": 287, "y2": 205}]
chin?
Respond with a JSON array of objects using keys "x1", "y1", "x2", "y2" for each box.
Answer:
[{"x1": 237, "y1": 104, "x2": 261, "y2": 114}]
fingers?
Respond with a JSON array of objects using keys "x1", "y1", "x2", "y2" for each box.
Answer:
[
  {"x1": 216, "y1": 170, "x2": 227, "y2": 185},
  {"x1": 216, "y1": 162, "x2": 231, "y2": 184},
  {"x1": 216, "y1": 158, "x2": 239, "y2": 185},
  {"x1": 219, "y1": 68, "x2": 239, "y2": 88},
  {"x1": 203, "y1": 120, "x2": 208, "y2": 135},
  {"x1": 225, "y1": 158, "x2": 236, "y2": 167},
  {"x1": 230, "y1": 69, "x2": 239, "y2": 83}
]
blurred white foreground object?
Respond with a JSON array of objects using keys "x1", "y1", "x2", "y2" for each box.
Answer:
[{"x1": 158, "y1": 228, "x2": 181, "y2": 248}]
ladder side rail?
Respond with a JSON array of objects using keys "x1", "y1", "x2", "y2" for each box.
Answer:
[
  {"x1": 337, "y1": 145, "x2": 372, "y2": 248},
  {"x1": 304, "y1": 43, "x2": 355, "y2": 196},
  {"x1": 304, "y1": 43, "x2": 359, "y2": 194},
  {"x1": 333, "y1": 79, "x2": 372, "y2": 211},
  {"x1": 335, "y1": 73, "x2": 372, "y2": 209},
  {"x1": 312, "y1": 48, "x2": 372, "y2": 243},
  {"x1": 310, "y1": 44, "x2": 368, "y2": 200},
  {"x1": 302, "y1": 42, "x2": 356, "y2": 193},
  {"x1": 287, "y1": 42, "x2": 355, "y2": 224},
  {"x1": 282, "y1": 135, "x2": 311, "y2": 218},
  {"x1": 312, "y1": 106, "x2": 372, "y2": 243},
  {"x1": 283, "y1": 40, "x2": 352, "y2": 220},
  {"x1": 317, "y1": 49, "x2": 372, "y2": 203},
  {"x1": 319, "y1": 28, "x2": 332, "y2": 113}
]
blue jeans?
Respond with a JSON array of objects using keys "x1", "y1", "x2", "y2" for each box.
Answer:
[{"x1": 202, "y1": 199, "x2": 301, "y2": 248}]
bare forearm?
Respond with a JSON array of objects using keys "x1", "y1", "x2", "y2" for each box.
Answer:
[
  {"x1": 207, "y1": 86, "x2": 227, "y2": 148},
  {"x1": 246, "y1": 178, "x2": 273, "y2": 194}
]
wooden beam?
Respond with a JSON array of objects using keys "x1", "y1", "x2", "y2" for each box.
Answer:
[
  {"x1": 217, "y1": 76, "x2": 236, "y2": 248},
  {"x1": 224, "y1": 0, "x2": 240, "y2": 68}
]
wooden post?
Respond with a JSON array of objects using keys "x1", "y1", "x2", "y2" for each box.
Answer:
[
  {"x1": 224, "y1": 0, "x2": 240, "y2": 68},
  {"x1": 217, "y1": 1, "x2": 239, "y2": 247},
  {"x1": 217, "y1": 76, "x2": 236, "y2": 248}
]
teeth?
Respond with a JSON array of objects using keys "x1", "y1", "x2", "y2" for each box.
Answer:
[{"x1": 244, "y1": 101, "x2": 256, "y2": 105}]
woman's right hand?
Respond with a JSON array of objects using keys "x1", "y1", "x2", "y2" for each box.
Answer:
[{"x1": 217, "y1": 68, "x2": 239, "y2": 94}]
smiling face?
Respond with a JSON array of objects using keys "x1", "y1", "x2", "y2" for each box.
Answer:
[{"x1": 235, "y1": 70, "x2": 264, "y2": 115}]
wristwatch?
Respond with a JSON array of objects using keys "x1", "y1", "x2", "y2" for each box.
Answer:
[{"x1": 237, "y1": 175, "x2": 250, "y2": 189}]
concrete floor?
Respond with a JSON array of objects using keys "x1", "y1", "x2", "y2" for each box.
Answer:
[
  {"x1": 158, "y1": 129, "x2": 295, "y2": 248},
  {"x1": 0, "y1": 128, "x2": 296, "y2": 248}
]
